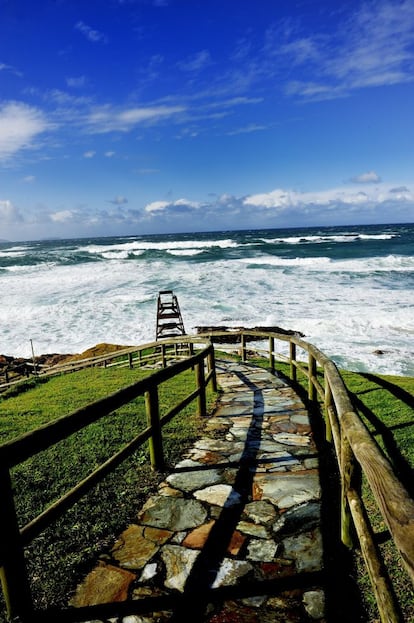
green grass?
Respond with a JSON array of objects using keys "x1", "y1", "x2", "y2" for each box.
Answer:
[
  {"x1": 277, "y1": 359, "x2": 414, "y2": 622},
  {"x1": 0, "y1": 363, "x2": 217, "y2": 618},
  {"x1": 0, "y1": 354, "x2": 413, "y2": 621}
]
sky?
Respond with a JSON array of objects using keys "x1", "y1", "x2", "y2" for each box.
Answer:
[{"x1": 1, "y1": 0, "x2": 414, "y2": 241}]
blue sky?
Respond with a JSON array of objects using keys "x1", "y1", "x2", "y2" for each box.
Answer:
[{"x1": 1, "y1": 0, "x2": 414, "y2": 241}]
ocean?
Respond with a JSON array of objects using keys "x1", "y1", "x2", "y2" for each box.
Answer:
[{"x1": 1, "y1": 223, "x2": 413, "y2": 376}]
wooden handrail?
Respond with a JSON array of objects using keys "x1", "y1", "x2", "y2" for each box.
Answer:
[
  {"x1": 0, "y1": 329, "x2": 412, "y2": 623},
  {"x1": 197, "y1": 328, "x2": 414, "y2": 622},
  {"x1": 0, "y1": 339, "x2": 216, "y2": 621}
]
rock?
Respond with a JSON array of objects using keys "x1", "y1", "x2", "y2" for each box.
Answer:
[
  {"x1": 166, "y1": 468, "x2": 222, "y2": 492},
  {"x1": 112, "y1": 525, "x2": 171, "y2": 570},
  {"x1": 161, "y1": 545, "x2": 200, "y2": 592},
  {"x1": 193, "y1": 484, "x2": 242, "y2": 507},
  {"x1": 303, "y1": 589, "x2": 325, "y2": 619},
  {"x1": 138, "y1": 496, "x2": 207, "y2": 531},
  {"x1": 281, "y1": 529, "x2": 323, "y2": 573},
  {"x1": 272, "y1": 502, "x2": 321, "y2": 537},
  {"x1": 211, "y1": 558, "x2": 253, "y2": 588},
  {"x1": 69, "y1": 562, "x2": 135, "y2": 606}
]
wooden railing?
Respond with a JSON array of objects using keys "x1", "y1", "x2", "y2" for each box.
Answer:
[
  {"x1": 0, "y1": 337, "x2": 216, "y2": 622},
  {"x1": 199, "y1": 329, "x2": 414, "y2": 623},
  {"x1": 1, "y1": 330, "x2": 413, "y2": 623}
]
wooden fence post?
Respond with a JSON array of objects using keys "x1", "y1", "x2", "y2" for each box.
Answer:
[
  {"x1": 161, "y1": 343, "x2": 166, "y2": 368},
  {"x1": 145, "y1": 387, "x2": 164, "y2": 470},
  {"x1": 207, "y1": 346, "x2": 217, "y2": 393},
  {"x1": 324, "y1": 381, "x2": 333, "y2": 443},
  {"x1": 289, "y1": 342, "x2": 297, "y2": 382},
  {"x1": 269, "y1": 336, "x2": 275, "y2": 374},
  {"x1": 128, "y1": 353, "x2": 133, "y2": 369},
  {"x1": 308, "y1": 353, "x2": 317, "y2": 403},
  {"x1": 241, "y1": 334, "x2": 247, "y2": 362},
  {"x1": 0, "y1": 463, "x2": 33, "y2": 622},
  {"x1": 340, "y1": 436, "x2": 354, "y2": 549},
  {"x1": 195, "y1": 361, "x2": 206, "y2": 417}
]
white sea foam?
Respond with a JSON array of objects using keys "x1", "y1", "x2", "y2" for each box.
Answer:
[
  {"x1": 80, "y1": 238, "x2": 239, "y2": 255},
  {"x1": 261, "y1": 232, "x2": 398, "y2": 244},
  {"x1": 1, "y1": 228, "x2": 413, "y2": 376}
]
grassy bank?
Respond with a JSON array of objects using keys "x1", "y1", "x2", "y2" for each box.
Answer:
[
  {"x1": 273, "y1": 359, "x2": 414, "y2": 622},
  {"x1": 0, "y1": 354, "x2": 412, "y2": 621},
  {"x1": 0, "y1": 362, "x2": 218, "y2": 617}
]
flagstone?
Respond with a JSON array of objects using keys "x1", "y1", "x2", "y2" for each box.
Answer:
[
  {"x1": 247, "y1": 538, "x2": 278, "y2": 562},
  {"x1": 211, "y1": 558, "x2": 253, "y2": 588},
  {"x1": 244, "y1": 500, "x2": 278, "y2": 525},
  {"x1": 237, "y1": 521, "x2": 269, "y2": 539},
  {"x1": 112, "y1": 525, "x2": 172, "y2": 570},
  {"x1": 194, "y1": 484, "x2": 242, "y2": 507},
  {"x1": 161, "y1": 545, "x2": 200, "y2": 592},
  {"x1": 69, "y1": 562, "x2": 135, "y2": 607},
  {"x1": 253, "y1": 473, "x2": 321, "y2": 508},
  {"x1": 272, "y1": 432, "x2": 311, "y2": 446},
  {"x1": 138, "y1": 496, "x2": 207, "y2": 531},
  {"x1": 281, "y1": 529, "x2": 323, "y2": 573},
  {"x1": 166, "y1": 468, "x2": 222, "y2": 492}
]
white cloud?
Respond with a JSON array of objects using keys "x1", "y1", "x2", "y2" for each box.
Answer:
[
  {"x1": 104, "y1": 151, "x2": 115, "y2": 157},
  {"x1": 75, "y1": 21, "x2": 107, "y2": 44},
  {"x1": 351, "y1": 171, "x2": 382, "y2": 184},
  {"x1": 0, "y1": 62, "x2": 23, "y2": 77},
  {"x1": 86, "y1": 104, "x2": 186, "y2": 133},
  {"x1": 0, "y1": 102, "x2": 50, "y2": 161},
  {"x1": 145, "y1": 198, "x2": 200, "y2": 214},
  {"x1": 244, "y1": 184, "x2": 413, "y2": 211},
  {"x1": 83, "y1": 150, "x2": 96, "y2": 158},
  {"x1": 276, "y1": 0, "x2": 414, "y2": 100},
  {"x1": 0, "y1": 199, "x2": 23, "y2": 223},
  {"x1": 50, "y1": 210, "x2": 75, "y2": 223},
  {"x1": 22, "y1": 175, "x2": 36, "y2": 183}
]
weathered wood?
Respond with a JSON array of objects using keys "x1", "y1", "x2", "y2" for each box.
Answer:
[
  {"x1": 269, "y1": 336, "x2": 275, "y2": 373},
  {"x1": 289, "y1": 341, "x2": 297, "y2": 382},
  {"x1": 145, "y1": 387, "x2": 164, "y2": 470},
  {"x1": 347, "y1": 487, "x2": 401, "y2": 623},
  {"x1": 308, "y1": 353, "x2": 317, "y2": 403},
  {"x1": 324, "y1": 383, "x2": 333, "y2": 443},
  {"x1": 340, "y1": 435, "x2": 355, "y2": 549},
  {"x1": 195, "y1": 361, "x2": 206, "y2": 417},
  {"x1": 342, "y1": 410, "x2": 414, "y2": 583},
  {"x1": 0, "y1": 464, "x2": 33, "y2": 621}
]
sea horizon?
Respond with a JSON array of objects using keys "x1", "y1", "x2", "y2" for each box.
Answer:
[{"x1": 1, "y1": 222, "x2": 413, "y2": 377}]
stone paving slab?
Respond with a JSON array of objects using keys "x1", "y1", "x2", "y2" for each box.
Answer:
[{"x1": 70, "y1": 360, "x2": 326, "y2": 622}]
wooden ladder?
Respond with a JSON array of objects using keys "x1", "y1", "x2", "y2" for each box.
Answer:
[{"x1": 155, "y1": 290, "x2": 186, "y2": 340}]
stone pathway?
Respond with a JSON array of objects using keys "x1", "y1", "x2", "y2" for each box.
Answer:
[{"x1": 71, "y1": 359, "x2": 326, "y2": 622}]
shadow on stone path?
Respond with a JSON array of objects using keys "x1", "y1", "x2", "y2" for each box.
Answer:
[{"x1": 70, "y1": 359, "x2": 342, "y2": 622}]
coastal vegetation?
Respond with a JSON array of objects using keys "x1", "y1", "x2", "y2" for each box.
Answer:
[{"x1": 0, "y1": 353, "x2": 412, "y2": 621}]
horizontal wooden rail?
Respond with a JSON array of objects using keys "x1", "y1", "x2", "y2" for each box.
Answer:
[
  {"x1": 197, "y1": 328, "x2": 414, "y2": 623},
  {"x1": 0, "y1": 338, "x2": 216, "y2": 622},
  {"x1": 1, "y1": 329, "x2": 413, "y2": 623}
]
